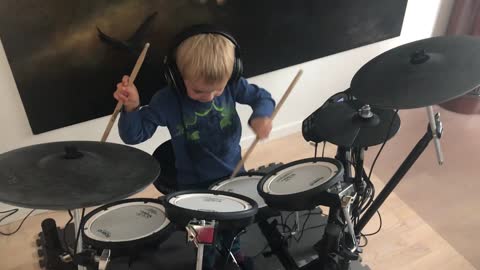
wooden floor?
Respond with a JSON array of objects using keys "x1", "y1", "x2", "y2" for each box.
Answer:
[
  {"x1": 0, "y1": 133, "x2": 476, "y2": 270},
  {"x1": 363, "y1": 106, "x2": 480, "y2": 268}
]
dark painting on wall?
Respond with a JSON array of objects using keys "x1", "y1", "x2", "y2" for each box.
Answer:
[{"x1": 0, "y1": 0, "x2": 408, "y2": 134}]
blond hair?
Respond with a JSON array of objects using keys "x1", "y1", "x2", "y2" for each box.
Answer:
[{"x1": 176, "y1": 34, "x2": 235, "y2": 84}]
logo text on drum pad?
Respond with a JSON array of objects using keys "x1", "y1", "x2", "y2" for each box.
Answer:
[
  {"x1": 137, "y1": 210, "x2": 153, "y2": 219},
  {"x1": 309, "y1": 177, "x2": 325, "y2": 186},
  {"x1": 97, "y1": 229, "x2": 111, "y2": 238},
  {"x1": 278, "y1": 173, "x2": 296, "y2": 183},
  {"x1": 204, "y1": 197, "x2": 223, "y2": 203}
]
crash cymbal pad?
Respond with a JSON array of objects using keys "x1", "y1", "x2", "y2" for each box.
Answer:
[
  {"x1": 0, "y1": 141, "x2": 160, "y2": 210},
  {"x1": 351, "y1": 35, "x2": 480, "y2": 109}
]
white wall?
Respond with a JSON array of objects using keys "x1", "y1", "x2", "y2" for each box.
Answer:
[{"x1": 0, "y1": 0, "x2": 454, "y2": 222}]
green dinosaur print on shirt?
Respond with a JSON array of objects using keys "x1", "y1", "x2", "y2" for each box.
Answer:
[{"x1": 175, "y1": 100, "x2": 235, "y2": 141}]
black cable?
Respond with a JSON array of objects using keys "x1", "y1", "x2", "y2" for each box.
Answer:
[
  {"x1": 356, "y1": 211, "x2": 382, "y2": 249},
  {"x1": 283, "y1": 209, "x2": 323, "y2": 231},
  {"x1": 367, "y1": 109, "x2": 398, "y2": 188},
  {"x1": 0, "y1": 209, "x2": 35, "y2": 236},
  {"x1": 294, "y1": 210, "x2": 312, "y2": 242},
  {"x1": 223, "y1": 229, "x2": 246, "y2": 269},
  {"x1": 277, "y1": 223, "x2": 293, "y2": 234},
  {"x1": 302, "y1": 223, "x2": 327, "y2": 233},
  {"x1": 359, "y1": 178, "x2": 375, "y2": 214},
  {"x1": 291, "y1": 218, "x2": 298, "y2": 238},
  {"x1": 358, "y1": 234, "x2": 369, "y2": 248},
  {"x1": 362, "y1": 211, "x2": 382, "y2": 236},
  {"x1": 284, "y1": 212, "x2": 296, "y2": 226},
  {"x1": 278, "y1": 212, "x2": 296, "y2": 245},
  {"x1": 287, "y1": 209, "x2": 322, "y2": 220},
  {"x1": 352, "y1": 150, "x2": 370, "y2": 222},
  {"x1": 359, "y1": 170, "x2": 373, "y2": 210},
  {"x1": 64, "y1": 210, "x2": 74, "y2": 255},
  {"x1": 0, "y1": 209, "x2": 19, "y2": 228},
  {"x1": 0, "y1": 209, "x2": 18, "y2": 218},
  {"x1": 0, "y1": 209, "x2": 19, "y2": 214},
  {"x1": 279, "y1": 214, "x2": 287, "y2": 233},
  {"x1": 322, "y1": 141, "x2": 326, "y2": 157},
  {"x1": 276, "y1": 209, "x2": 325, "y2": 246},
  {"x1": 314, "y1": 142, "x2": 318, "y2": 158},
  {"x1": 360, "y1": 109, "x2": 398, "y2": 215}
]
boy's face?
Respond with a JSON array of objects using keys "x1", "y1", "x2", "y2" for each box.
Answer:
[{"x1": 184, "y1": 78, "x2": 228, "y2": 103}]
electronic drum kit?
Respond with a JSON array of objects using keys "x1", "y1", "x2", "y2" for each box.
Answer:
[{"x1": 1, "y1": 35, "x2": 480, "y2": 270}]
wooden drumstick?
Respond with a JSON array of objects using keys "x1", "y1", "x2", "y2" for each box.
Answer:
[
  {"x1": 230, "y1": 69, "x2": 303, "y2": 178},
  {"x1": 101, "y1": 43, "x2": 150, "y2": 142}
]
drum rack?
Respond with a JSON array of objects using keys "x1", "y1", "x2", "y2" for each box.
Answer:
[
  {"x1": 306, "y1": 120, "x2": 442, "y2": 270},
  {"x1": 254, "y1": 116, "x2": 442, "y2": 270},
  {"x1": 33, "y1": 119, "x2": 440, "y2": 270}
]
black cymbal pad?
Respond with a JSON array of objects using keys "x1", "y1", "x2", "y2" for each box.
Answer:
[
  {"x1": 351, "y1": 35, "x2": 480, "y2": 109},
  {"x1": 0, "y1": 141, "x2": 160, "y2": 210},
  {"x1": 311, "y1": 100, "x2": 400, "y2": 147}
]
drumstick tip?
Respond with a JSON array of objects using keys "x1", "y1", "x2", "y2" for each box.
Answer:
[{"x1": 145, "y1": 43, "x2": 151, "y2": 49}]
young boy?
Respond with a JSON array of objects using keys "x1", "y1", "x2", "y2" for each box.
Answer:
[{"x1": 114, "y1": 25, "x2": 275, "y2": 269}]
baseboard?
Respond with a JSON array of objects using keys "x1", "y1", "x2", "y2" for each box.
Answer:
[{"x1": 240, "y1": 120, "x2": 302, "y2": 147}]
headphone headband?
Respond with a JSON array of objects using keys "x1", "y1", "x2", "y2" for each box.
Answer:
[
  {"x1": 167, "y1": 24, "x2": 241, "y2": 60},
  {"x1": 163, "y1": 24, "x2": 243, "y2": 93}
]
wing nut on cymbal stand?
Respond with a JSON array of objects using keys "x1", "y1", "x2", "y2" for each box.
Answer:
[{"x1": 427, "y1": 106, "x2": 444, "y2": 165}]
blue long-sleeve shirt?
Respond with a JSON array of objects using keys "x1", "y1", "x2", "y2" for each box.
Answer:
[{"x1": 119, "y1": 77, "x2": 275, "y2": 188}]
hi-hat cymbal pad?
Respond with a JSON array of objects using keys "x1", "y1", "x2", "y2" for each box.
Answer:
[{"x1": 303, "y1": 100, "x2": 400, "y2": 147}]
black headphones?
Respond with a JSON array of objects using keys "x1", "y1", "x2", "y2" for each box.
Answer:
[{"x1": 163, "y1": 24, "x2": 243, "y2": 94}]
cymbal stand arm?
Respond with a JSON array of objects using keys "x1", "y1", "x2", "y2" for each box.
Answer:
[
  {"x1": 97, "y1": 249, "x2": 111, "y2": 270},
  {"x1": 353, "y1": 148, "x2": 367, "y2": 195},
  {"x1": 335, "y1": 147, "x2": 353, "y2": 178},
  {"x1": 341, "y1": 196, "x2": 357, "y2": 252},
  {"x1": 291, "y1": 211, "x2": 301, "y2": 236},
  {"x1": 73, "y1": 209, "x2": 86, "y2": 270}
]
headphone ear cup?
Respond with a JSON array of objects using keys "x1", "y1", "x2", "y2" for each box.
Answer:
[
  {"x1": 163, "y1": 57, "x2": 176, "y2": 88},
  {"x1": 236, "y1": 57, "x2": 243, "y2": 81},
  {"x1": 171, "y1": 64, "x2": 186, "y2": 94},
  {"x1": 164, "y1": 58, "x2": 186, "y2": 94},
  {"x1": 230, "y1": 57, "x2": 243, "y2": 83}
]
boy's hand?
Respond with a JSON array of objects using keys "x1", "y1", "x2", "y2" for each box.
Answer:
[
  {"x1": 113, "y1": 75, "x2": 140, "y2": 112},
  {"x1": 250, "y1": 117, "x2": 272, "y2": 139}
]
